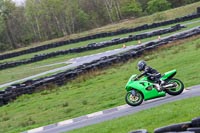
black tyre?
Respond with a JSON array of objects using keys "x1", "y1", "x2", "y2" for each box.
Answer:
[
  {"x1": 125, "y1": 90, "x2": 143, "y2": 106},
  {"x1": 165, "y1": 131, "x2": 195, "y2": 133},
  {"x1": 0, "y1": 100, "x2": 3, "y2": 106},
  {"x1": 187, "y1": 127, "x2": 200, "y2": 132},
  {"x1": 191, "y1": 117, "x2": 200, "y2": 127},
  {"x1": 154, "y1": 122, "x2": 191, "y2": 133},
  {"x1": 165, "y1": 78, "x2": 184, "y2": 96}
]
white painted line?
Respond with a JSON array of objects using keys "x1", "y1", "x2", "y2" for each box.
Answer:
[
  {"x1": 57, "y1": 119, "x2": 73, "y2": 126},
  {"x1": 87, "y1": 111, "x2": 103, "y2": 118},
  {"x1": 27, "y1": 127, "x2": 44, "y2": 133},
  {"x1": 69, "y1": 58, "x2": 75, "y2": 61},
  {"x1": 34, "y1": 62, "x2": 67, "y2": 69},
  {"x1": 145, "y1": 96, "x2": 169, "y2": 103},
  {"x1": 83, "y1": 56, "x2": 89, "y2": 58},
  {"x1": 183, "y1": 89, "x2": 189, "y2": 93},
  {"x1": 117, "y1": 104, "x2": 129, "y2": 110},
  {"x1": 114, "y1": 49, "x2": 121, "y2": 51}
]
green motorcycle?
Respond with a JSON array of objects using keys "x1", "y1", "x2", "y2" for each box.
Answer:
[{"x1": 125, "y1": 69, "x2": 184, "y2": 106}]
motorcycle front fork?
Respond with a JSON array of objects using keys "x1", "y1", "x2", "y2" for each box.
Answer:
[{"x1": 131, "y1": 90, "x2": 136, "y2": 96}]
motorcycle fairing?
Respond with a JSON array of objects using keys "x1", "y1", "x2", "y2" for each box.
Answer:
[
  {"x1": 126, "y1": 75, "x2": 165, "y2": 100},
  {"x1": 161, "y1": 69, "x2": 177, "y2": 80}
]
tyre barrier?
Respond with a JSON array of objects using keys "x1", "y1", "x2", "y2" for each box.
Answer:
[
  {"x1": 154, "y1": 117, "x2": 200, "y2": 133},
  {"x1": 154, "y1": 122, "x2": 192, "y2": 133},
  {"x1": 0, "y1": 26, "x2": 200, "y2": 106},
  {"x1": 191, "y1": 117, "x2": 200, "y2": 127},
  {"x1": 187, "y1": 128, "x2": 200, "y2": 132},
  {"x1": 0, "y1": 24, "x2": 185, "y2": 70},
  {"x1": 197, "y1": 7, "x2": 200, "y2": 14},
  {"x1": 0, "y1": 13, "x2": 200, "y2": 60},
  {"x1": 128, "y1": 117, "x2": 200, "y2": 133}
]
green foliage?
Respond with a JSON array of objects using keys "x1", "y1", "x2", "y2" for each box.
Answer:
[
  {"x1": 121, "y1": 0, "x2": 142, "y2": 17},
  {"x1": 0, "y1": 0, "x2": 200, "y2": 51},
  {"x1": 77, "y1": 10, "x2": 90, "y2": 30},
  {"x1": 147, "y1": 0, "x2": 172, "y2": 14},
  {"x1": 0, "y1": 16, "x2": 5, "y2": 27},
  {"x1": 0, "y1": 42, "x2": 11, "y2": 52},
  {"x1": 0, "y1": 0, "x2": 21, "y2": 49},
  {"x1": 168, "y1": 0, "x2": 200, "y2": 7}
]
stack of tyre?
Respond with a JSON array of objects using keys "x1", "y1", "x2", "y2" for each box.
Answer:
[{"x1": 129, "y1": 117, "x2": 200, "y2": 133}]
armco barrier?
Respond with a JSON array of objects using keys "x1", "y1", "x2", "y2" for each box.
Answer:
[
  {"x1": 0, "y1": 13, "x2": 200, "y2": 60},
  {"x1": 0, "y1": 24, "x2": 184, "y2": 70},
  {"x1": 0, "y1": 26, "x2": 200, "y2": 106}
]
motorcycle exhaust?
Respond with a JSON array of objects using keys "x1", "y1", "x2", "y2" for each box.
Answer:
[{"x1": 163, "y1": 83, "x2": 176, "y2": 89}]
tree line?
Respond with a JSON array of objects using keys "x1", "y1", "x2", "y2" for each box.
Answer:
[{"x1": 0, "y1": 0, "x2": 199, "y2": 51}]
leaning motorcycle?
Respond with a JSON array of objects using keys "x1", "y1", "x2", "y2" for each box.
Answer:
[{"x1": 125, "y1": 69, "x2": 184, "y2": 106}]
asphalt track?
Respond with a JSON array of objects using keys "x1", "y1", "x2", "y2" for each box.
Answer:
[{"x1": 23, "y1": 85, "x2": 200, "y2": 133}]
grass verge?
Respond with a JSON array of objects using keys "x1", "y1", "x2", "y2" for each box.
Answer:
[{"x1": 0, "y1": 63, "x2": 67, "y2": 86}]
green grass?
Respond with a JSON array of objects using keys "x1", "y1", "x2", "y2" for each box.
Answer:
[
  {"x1": 0, "y1": 21, "x2": 199, "y2": 85},
  {"x1": 1, "y1": 1, "x2": 200, "y2": 57},
  {"x1": 0, "y1": 62, "x2": 67, "y2": 86},
  {"x1": 68, "y1": 96, "x2": 200, "y2": 133},
  {"x1": 0, "y1": 35, "x2": 199, "y2": 133}
]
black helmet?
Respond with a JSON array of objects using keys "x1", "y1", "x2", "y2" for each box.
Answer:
[{"x1": 137, "y1": 60, "x2": 146, "y2": 71}]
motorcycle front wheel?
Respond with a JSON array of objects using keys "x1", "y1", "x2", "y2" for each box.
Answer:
[
  {"x1": 125, "y1": 90, "x2": 143, "y2": 106},
  {"x1": 165, "y1": 78, "x2": 184, "y2": 96}
]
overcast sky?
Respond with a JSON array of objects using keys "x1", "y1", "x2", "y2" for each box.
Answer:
[{"x1": 12, "y1": 0, "x2": 26, "y2": 6}]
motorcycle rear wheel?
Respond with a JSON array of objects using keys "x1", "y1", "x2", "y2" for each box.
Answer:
[
  {"x1": 125, "y1": 90, "x2": 143, "y2": 106},
  {"x1": 165, "y1": 78, "x2": 184, "y2": 96}
]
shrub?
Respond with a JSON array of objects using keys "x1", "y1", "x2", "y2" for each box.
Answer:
[{"x1": 147, "y1": 0, "x2": 171, "y2": 14}]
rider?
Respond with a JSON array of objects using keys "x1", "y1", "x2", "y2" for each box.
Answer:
[{"x1": 136, "y1": 60, "x2": 164, "y2": 91}]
